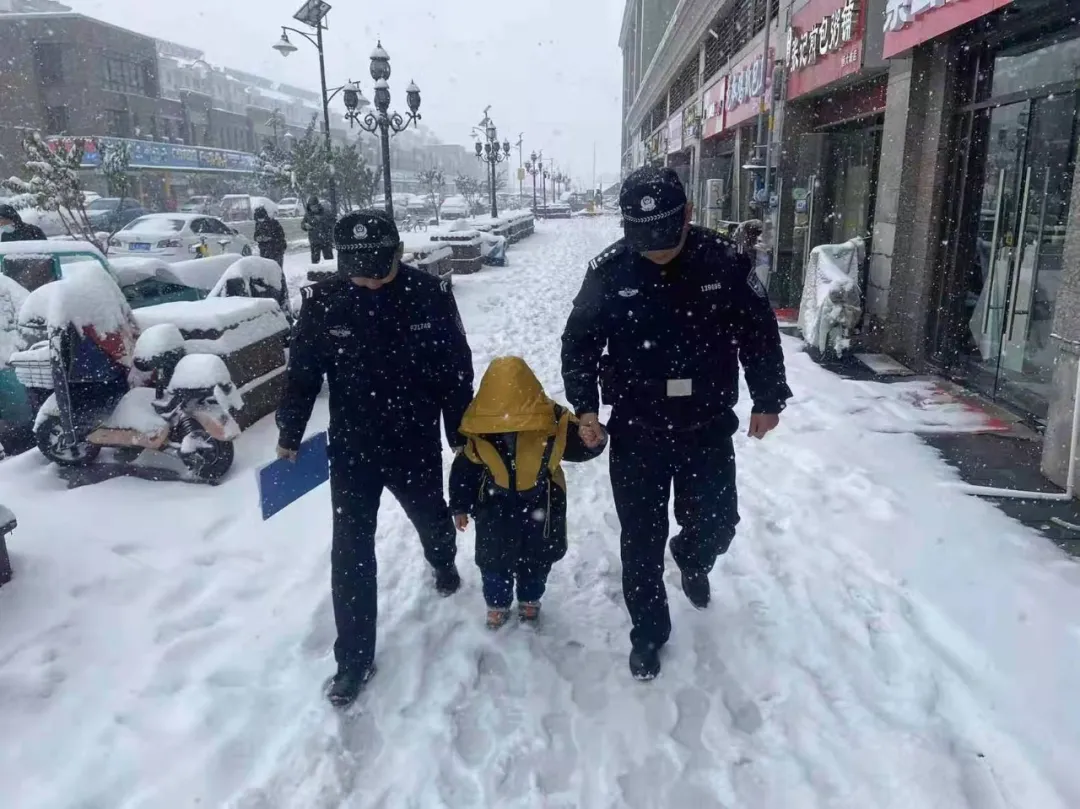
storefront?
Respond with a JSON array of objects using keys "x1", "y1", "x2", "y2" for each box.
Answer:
[
  {"x1": 782, "y1": 0, "x2": 887, "y2": 296},
  {"x1": 725, "y1": 44, "x2": 774, "y2": 221},
  {"x1": 665, "y1": 108, "x2": 693, "y2": 193},
  {"x1": 47, "y1": 135, "x2": 258, "y2": 211},
  {"x1": 698, "y1": 76, "x2": 737, "y2": 230},
  {"x1": 921, "y1": 0, "x2": 1079, "y2": 421}
]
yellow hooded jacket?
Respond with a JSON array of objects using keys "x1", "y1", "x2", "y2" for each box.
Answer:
[{"x1": 458, "y1": 356, "x2": 573, "y2": 493}]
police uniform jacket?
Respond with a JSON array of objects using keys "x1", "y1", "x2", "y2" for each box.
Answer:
[
  {"x1": 561, "y1": 225, "x2": 792, "y2": 434},
  {"x1": 277, "y1": 266, "x2": 474, "y2": 456}
]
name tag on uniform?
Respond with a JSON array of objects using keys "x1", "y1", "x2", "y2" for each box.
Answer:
[{"x1": 666, "y1": 379, "x2": 693, "y2": 397}]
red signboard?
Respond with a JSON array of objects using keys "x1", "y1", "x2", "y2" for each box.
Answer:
[
  {"x1": 786, "y1": 0, "x2": 864, "y2": 99},
  {"x1": 882, "y1": 0, "x2": 1011, "y2": 59},
  {"x1": 702, "y1": 77, "x2": 727, "y2": 139},
  {"x1": 725, "y1": 47, "x2": 774, "y2": 129}
]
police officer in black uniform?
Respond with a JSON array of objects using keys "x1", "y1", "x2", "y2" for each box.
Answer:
[
  {"x1": 276, "y1": 208, "x2": 474, "y2": 707},
  {"x1": 562, "y1": 166, "x2": 791, "y2": 681}
]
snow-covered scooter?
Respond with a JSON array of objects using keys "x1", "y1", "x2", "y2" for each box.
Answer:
[{"x1": 35, "y1": 323, "x2": 243, "y2": 483}]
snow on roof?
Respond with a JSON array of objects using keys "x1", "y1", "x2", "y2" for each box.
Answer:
[
  {"x1": 161, "y1": 255, "x2": 242, "y2": 292},
  {"x1": 109, "y1": 257, "x2": 173, "y2": 288},
  {"x1": 133, "y1": 297, "x2": 281, "y2": 333},
  {"x1": 44, "y1": 262, "x2": 135, "y2": 336},
  {"x1": 207, "y1": 256, "x2": 285, "y2": 299},
  {"x1": 0, "y1": 240, "x2": 106, "y2": 259}
]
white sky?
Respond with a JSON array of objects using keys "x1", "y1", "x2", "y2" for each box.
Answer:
[{"x1": 71, "y1": 0, "x2": 626, "y2": 188}]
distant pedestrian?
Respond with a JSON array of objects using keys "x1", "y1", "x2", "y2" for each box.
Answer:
[
  {"x1": 253, "y1": 206, "x2": 287, "y2": 268},
  {"x1": 0, "y1": 205, "x2": 46, "y2": 243},
  {"x1": 449, "y1": 357, "x2": 605, "y2": 630},
  {"x1": 301, "y1": 196, "x2": 335, "y2": 264},
  {"x1": 562, "y1": 166, "x2": 791, "y2": 681}
]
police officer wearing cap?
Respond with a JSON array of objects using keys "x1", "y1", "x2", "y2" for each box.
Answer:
[
  {"x1": 276, "y1": 208, "x2": 474, "y2": 707},
  {"x1": 562, "y1": 166, "x2": 791, "y2": 681}
]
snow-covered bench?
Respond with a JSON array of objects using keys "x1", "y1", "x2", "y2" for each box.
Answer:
[{"x1": 133, "y1": 298, "x2": 290, "y2": 429}]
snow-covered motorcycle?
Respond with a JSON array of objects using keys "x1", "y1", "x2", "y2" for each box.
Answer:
[{"x1": 34, "y1": 321, "x2": 243, "y2": 483}]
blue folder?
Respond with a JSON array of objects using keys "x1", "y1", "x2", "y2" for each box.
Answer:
[{"x1": 257, "y1": 432, "x2": 330, "y2": 520}]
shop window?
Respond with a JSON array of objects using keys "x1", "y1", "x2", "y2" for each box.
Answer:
[
  {"x1": 33, "y1": 42, "x2": 63, "y2": 86},
  {"x1": 991, "y1": 33, "x2": 1080, "y2": 99},
  {"x1": 668, "y1": 57, "x2": 699, "y2": 111},
  {"x1": 105, "y1": 55, "x2": 144, "y2": 95},
  {"x1": 103, "y1": 109, "x2": 129, "y2": 138}
]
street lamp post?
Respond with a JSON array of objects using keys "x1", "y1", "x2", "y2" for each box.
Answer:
[
  {"x1": 524, "y1": 151, "x2": 542, "y2": 214},
  {"x1": 542, "y1": 169, "x2": 549, "y2": 209},
  {"x1": 341, "y1": 42, "x2": 422, "y2": 220},
  {"x1": 474, "y1": 113, "x2": 511, "y2": 219},
  {"x1": 272, "y1": 0, "x2": 338, "y2": 214}
]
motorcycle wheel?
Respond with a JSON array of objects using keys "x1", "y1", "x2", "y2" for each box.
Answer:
[
  {"x1": 35, "y1": 416, "x2": 100, "y2": 467},
  {"x1": 183, "y1": 434, "x2": 235, "y2": 483}
]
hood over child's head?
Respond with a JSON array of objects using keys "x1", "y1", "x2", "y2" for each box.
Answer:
[{"x1": 459, "y1": 356, "x2": 556, "y2": 437}]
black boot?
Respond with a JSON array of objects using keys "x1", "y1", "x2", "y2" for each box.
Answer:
[
  {"x1": 681, "y1": 569, "x2": 710, "y2": 610},
  {"x1": 327, "y1": 664, "x2": 376, "y2": 708},
  {"x1": 433, "y1": 564, "x2": 461, "y2": 597},
  {"x1": 629, "y1": 644, "x2": 661, "y2": 681}
]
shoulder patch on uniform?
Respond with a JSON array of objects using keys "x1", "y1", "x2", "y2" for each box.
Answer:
[
  {"x1": 588, "y1": 241, "x2": 625, "y2": 271},
  {"x1": 440, "y1": 278, "x2": 451, "y2": 295},
  {"x1": 300, "y1": 284, "x2": 315, "y2": 301},
  {"x1": 747, "y1": 268, "x2": 768, "y2": 299}
]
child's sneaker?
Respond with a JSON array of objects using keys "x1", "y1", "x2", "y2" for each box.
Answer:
[
  {"x1": 486, "y1": 608, "x2": 512, "y2": 630},
  {"x1": 518, "y1": 602, "x2": 541, "y2": 623}
]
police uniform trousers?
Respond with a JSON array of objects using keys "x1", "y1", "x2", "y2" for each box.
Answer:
[
  {"x1": 609, "y1": 419, "x2": 739, "y2": 650},
  {"x1": 328, "y1": 443, "x2": 456, "y2": 671}
]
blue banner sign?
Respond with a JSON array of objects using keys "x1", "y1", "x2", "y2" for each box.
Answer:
[{"x1": 46, "y1": 136, "x2": 258, "y2": 174}]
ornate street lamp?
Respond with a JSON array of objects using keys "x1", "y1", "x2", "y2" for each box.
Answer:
[
  {"x1": 343, "y1": 41, "x2": 422, "y2": 220},
  {"x1": 272, "y1": 0, "x2": 338, "y2": 213},
  {"x1": 474, "y1": 111, "x2": 511, "y2": 219},
  {"x1": 524, "y1": 150, "x2": 543, "y2": 215}
]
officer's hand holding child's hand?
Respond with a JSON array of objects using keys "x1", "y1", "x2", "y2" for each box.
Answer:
[
  {"x1": 748, "y1": 413, "x2": 780, "y2": 440},
  {"x1": 276, "y1": 445, "x2": 298, "y2": 462},
  {"x1": 578, "y1": 413, "x2": 606, "y2": 449},
  {"x1": 454, "y1": 514, "x2": 470, "y2": 532}
]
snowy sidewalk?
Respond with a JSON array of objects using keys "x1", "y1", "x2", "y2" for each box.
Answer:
[{"x1": 1, "y1": 219, "x2": 1079, "y2": 808}]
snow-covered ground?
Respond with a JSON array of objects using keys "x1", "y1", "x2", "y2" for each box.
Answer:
[{"x1": 2, "y1": 219, "x2": 1079, "y2": 808}]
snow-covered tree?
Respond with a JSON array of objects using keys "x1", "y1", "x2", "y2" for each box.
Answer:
[
  {"x1": 455, "y1": 174, "x2": 484, "y2": 216},
  {"x1": 100, "y1": 139, "x2": 132, "y2": 202},
  {"x1": 418, "y1": 168, "x2": 446, "y2": 224},
  {"x1": 333, "y1": 144, "x2": 375, "y2": 212},
  {"x1": 288, "y1": 116, "x2": 332, "y2": 203},
  {"x1": 266, "y1": 109, "x2": 287, "y2": 146},
  {"x1": 255, "y1": 141, "x2": 293, "y2": 198},
  {"x1": 2, "y1": 134, "x2": 102, "y2": 251}
]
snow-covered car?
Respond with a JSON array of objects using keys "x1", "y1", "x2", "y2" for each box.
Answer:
[
  {"x1": 219, "y1": 195, "x2": 277, "y2": 223},
  {"x1": 277, "y1": 197, "x2": 303, "y2": 218},
  {"x1": 179, "y1": 196, "x2": 215, "y2": 214},
  {"x1": 108, "y1": 214, "x2": 254, "y2": 262},
  {"x1": 440, "y1": 196, "x2": 471, "y2": 220},
  {"x1": 86, "y1": 198, "x2": 148, "y2": 233}
]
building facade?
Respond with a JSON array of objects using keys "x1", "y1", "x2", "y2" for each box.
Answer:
[
  {"x1": 619, "y1": 0, "x2": 1080, "y2": 489},
  {"x1": 0, "y1": 10, "x2": 484, "y2": 207}
]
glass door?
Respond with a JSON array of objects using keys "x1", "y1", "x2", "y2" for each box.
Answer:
[{"x1": 961, "y1": 93, "x2": 1078, "y2": 416}]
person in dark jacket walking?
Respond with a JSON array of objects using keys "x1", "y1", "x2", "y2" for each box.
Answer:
[
  {"x1": 276, "y1": 208, "x2": 474, "y2": 708},
  {"x1": 561, "y1": 166, "x2": 792, "y2": 681},
  {"x1": 0, "y1": 205, "x2": 47, "y2": 243},
  {"x1": 449, "y1": 357, "x2": 605, "y2": 629},
  {"x1": 301, "y1": 196, "x2": 335, "y2": 264},
  {"x1": 253, "y1": 206, "x2": 287, "y2": 267}
]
